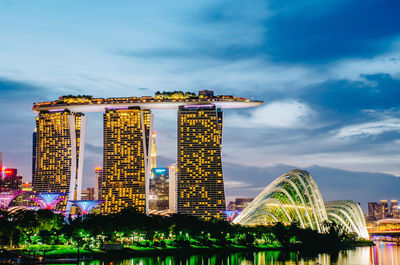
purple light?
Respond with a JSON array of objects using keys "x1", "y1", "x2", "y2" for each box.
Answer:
[
  {"x1": 183, "y1": 104, "x2": 214, "y2": 109},
  {"x1": 48, "y1": 109, "x2": 65, "y2": 112},
  {"x1": 30, "y1": 192, "x2": 66, "y2": 210},
  {"x1": 70, "y1": 200, "x2": 103, "y2": 215},
  {"x1": 0, "y1": 190, "x2": 25, "y2": 210}
]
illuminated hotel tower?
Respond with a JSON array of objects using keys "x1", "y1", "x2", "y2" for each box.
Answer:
[
  {"x1": 33, "y1": 111, "x2": 86, "y2": 212},
  {"x1": 102, "y1": 108, "x2": 153, "y2": 214},
  {"x1": 177, "y1": 105, "x2": 225, "y2": 219}
]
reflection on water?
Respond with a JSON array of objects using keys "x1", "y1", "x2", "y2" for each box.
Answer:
[{"x1": 82, "y1": 242, "x2": 399, "y2": 265}]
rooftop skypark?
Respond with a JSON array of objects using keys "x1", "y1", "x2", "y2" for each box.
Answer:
[{"x1": 32, "y1": 90, "x2": 263, "y2": 113}]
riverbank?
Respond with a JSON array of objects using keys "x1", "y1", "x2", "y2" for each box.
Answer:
[{"x1": 2, "y1": 240, "x2": 374, "y2": 263}]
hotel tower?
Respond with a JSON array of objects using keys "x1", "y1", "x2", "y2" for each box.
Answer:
[
  {"x1": 32, "y1": 93, "x2": 262, "y2": 216},
  {"x1": 33, "y1": 110, "x2": 86, "y2": 212},
  {"x1": 102, "y1": 108, "x2": 153, "y2": 214},
  {"x1": 177, "y1": 105, "x2": 225, "y2": 219}
]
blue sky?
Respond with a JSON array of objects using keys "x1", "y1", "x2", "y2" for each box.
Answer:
[{"x1": 0, "y1": 0, "x2": 400, "y2": 209}]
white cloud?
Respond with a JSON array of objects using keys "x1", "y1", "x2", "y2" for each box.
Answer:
[
  {"x1": 328, "y1": 38, "x2": 400, "y2": 81},
  {"x1": 335, "y1": 118, "x2": 400, "y2": 138},
  {"x1": 224, "y1": 180, "x2": 253, "y2": 188},
  {"x1": 225, "y1": 100, "x2": 314, "y2": 128}
]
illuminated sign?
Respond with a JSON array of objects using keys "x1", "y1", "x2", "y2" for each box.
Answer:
[{"x1": 153, "y1": 168, "x2": 167, "y2": 174}]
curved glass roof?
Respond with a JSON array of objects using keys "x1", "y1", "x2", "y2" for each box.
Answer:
[{"x1": 233, "y1": 169, "x2": 369, "y2": 239}]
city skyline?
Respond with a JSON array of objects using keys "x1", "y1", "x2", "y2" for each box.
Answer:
[{"x1": 1, "y1": 0, "x2": 400, "y2": 210}]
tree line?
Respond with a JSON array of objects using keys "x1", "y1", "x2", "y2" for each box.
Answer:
[{"x1": 0, "y1": 207, "x2": 360, "y2": 251}]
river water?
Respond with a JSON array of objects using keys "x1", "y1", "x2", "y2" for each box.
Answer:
[{"x1": 83, "y1": 242, "x2": 399, "y2": 265}]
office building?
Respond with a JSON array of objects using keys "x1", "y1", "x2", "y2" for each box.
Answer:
[
  {"x1": 177, "y1": 105, "x2": 225, "y2": 219},
  {"x1": 169, "y1": 163, "x2": 177, "y2": 213},
  {"x1": 102, "y1": 108, "x2": 153, "y2": 214},
  {"x1": 0, "y1": 168, "x2": 22, "y2": 191},
  {"x1": 94, "y1": 166, "x2": 103, "y2": 200},
  {"x1": 149, "y1": 168, "x2": 169, "y2": 211},
  {"x1": 33, "y1": 111, "x2": 86, "y2": 212}
]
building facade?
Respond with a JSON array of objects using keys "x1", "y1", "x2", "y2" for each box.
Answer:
[
  {"x1": 102, "y1": 108, "x2": 153, "y2": 214},
  {"x1": 33, "y1": 111, "x2": 86, "y2": 212},
  {"x1": 177, "y1": 105, "x2": 225, "y2": 219}
]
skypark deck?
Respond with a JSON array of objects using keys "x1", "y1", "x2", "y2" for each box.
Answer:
[{"x1": 32, "y1": 92, "x2": 263, "y2": 113}]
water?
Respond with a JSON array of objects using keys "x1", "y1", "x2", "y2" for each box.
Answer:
[{"x1": 79, "y1": 242, "x2": 399, "y2": 265}]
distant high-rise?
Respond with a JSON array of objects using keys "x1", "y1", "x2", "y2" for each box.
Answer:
[
  {"x1": 0, "y1": 152, "x2": 3, "y2": 170},
  {"x1": 102, "y1": 108, "x2": 153, "y2": 214},
  {"x1": 150, "y1": 132, "x2": 157, "y2": 170},
  {"x1": 149, "y1": 168, "x2": 169, "y2": 211},
  {"x1": 94, "y1": 166, "x2": 103, "y2": 200},
  {"x1": 33, "y1": 111, "x2": 86, "y2": 212},
  {"x1": 390, "y1": 200, "x2": 399, "y2": 218},
  {"x1": 381, "y1": 200, "x2": 389, "y2": 218},
  {"x1": 177, "y1": 105, "x2": 225, "y2": 219},
  {"x1": 168, "y1": 163, "x2": 177, "y2": 213},
  {"x1": 0, "y1": 168, "x2": 21, "y2": 191},
  {"x1": 368, "y1": 202, "x2": 380, "y2": 219}
]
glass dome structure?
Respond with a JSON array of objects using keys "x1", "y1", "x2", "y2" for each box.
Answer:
[
  {"x1": 325, "y1": 200, "x2": 369, "y2": 239},
  {"x1": 232, "y1": 169, "x2": 369, "y2": 239}
]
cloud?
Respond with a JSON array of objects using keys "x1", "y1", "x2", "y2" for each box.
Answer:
[
  {"x1": 225, "y1": 100, "x2": 314, "y2": 129},
  {"x1": 336, "y1": 119, "x2": 400, "y2": 139}
]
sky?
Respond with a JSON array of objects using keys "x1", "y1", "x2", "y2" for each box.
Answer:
[{"x1": 0, "y1": 0, "x2": 400, "y2": 210}]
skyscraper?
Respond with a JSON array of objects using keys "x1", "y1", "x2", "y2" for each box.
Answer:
[
  {"x1": 33, "y1": 111, "x2": 86, "y2": 212},
  {"x1": 94, "y1": 166, "x2": 103, "y2": 200},
  {"x1": 0, "y1": 152, "x2": 3, "y2": 170},
  {"x1": 177, "y1": 105, "x2": 225, "y2": 219},
  {"x1": 168, "y1": 163, "x2": 177, "y2": 213},
  {"x1": 149, "y1": 168, "x2": 169, "y2": 211},
  {"x1": 102, "y1": 108, "x2": 153, "y2": 214}
]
